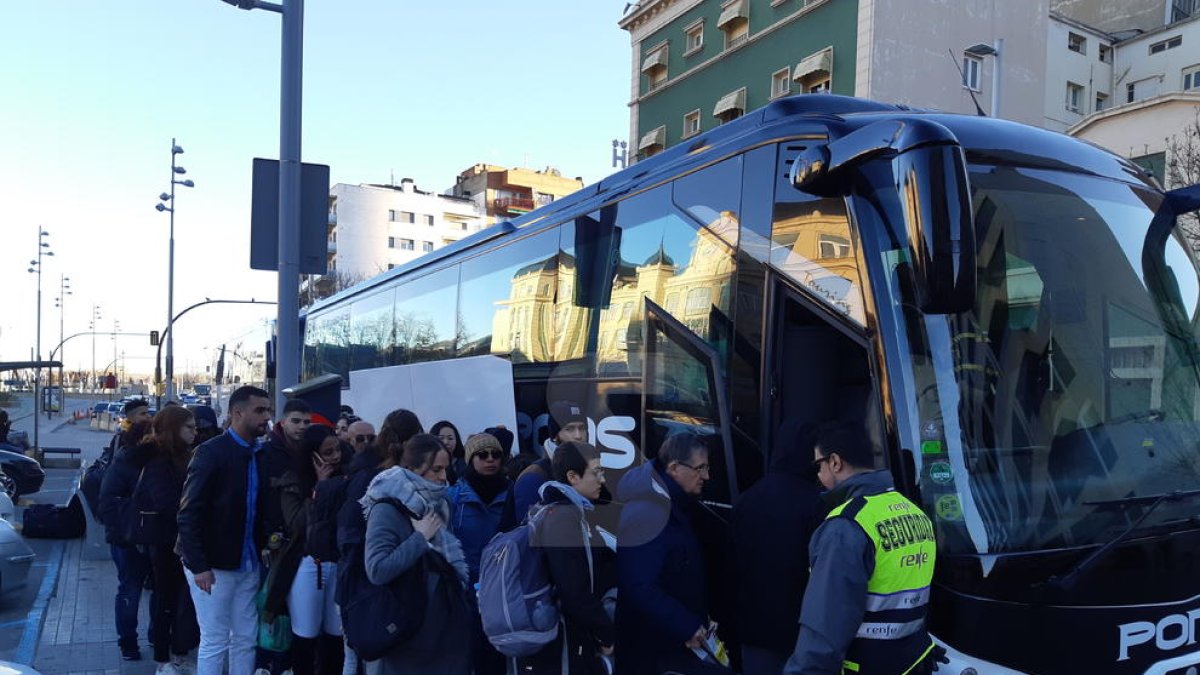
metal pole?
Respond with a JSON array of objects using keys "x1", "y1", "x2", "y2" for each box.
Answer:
[
  {"x1": 276, "y1": 0, "x2": 304, "y2": 413},
  {"x1": 91, "y1": 306, "x2": 97, "y2": 395},
  {"x1": 991, "y1": 38, "x2": 1003, "y2": 119},
  {"x1": 166, "y1": 139, "x2": 178, "y2": 403},
  {"x1": 33, "y1": 228, "x2": 43, "y2": 451},
  {"x1": 58, "y1": 275, "x2": 64, "y2": 396}
]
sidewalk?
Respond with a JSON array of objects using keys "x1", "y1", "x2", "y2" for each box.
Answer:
[{"x1": 33, "y1": 538, "x2": 158, "y2": 675}]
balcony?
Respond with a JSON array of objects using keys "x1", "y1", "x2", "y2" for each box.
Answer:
[
  {"x1": 494, "y1": 196, "x2": 535, "y2": 213},
  {"x1": 327, "y1": 238, "x2": 336, "y2": 253}
]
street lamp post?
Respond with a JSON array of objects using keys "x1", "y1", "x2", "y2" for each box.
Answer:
[
  {"x1": 965, "y1": 39, "x2": 1004, "y2": 119},
  {"x1": 112, "y1": 319, "x2": 121, "y2": 399},
  {"x1": 54, "y1": 275, "x2": 72, "y2": 403},
  {"x1": 219, "y1": 0, "x2": 304, "y2": 412},
  {"x1": 90, "y1": 304, "x2": 102, "y2": 394},
  {"x1": 26, "y1": 227, "x2": 53, "y2": 450},
  {"x1": 157, "y1": 140, "x2": 195, "y2": 403}
]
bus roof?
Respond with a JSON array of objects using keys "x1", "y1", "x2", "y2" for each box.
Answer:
[{"x1": 307, "y1": 94, "x2": 1154, "y2": 315}]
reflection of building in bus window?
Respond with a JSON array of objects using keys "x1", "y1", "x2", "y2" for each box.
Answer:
[
  {"x1": 491, "y1": 255, "x2": 558, "y2": 363},
  {"x1": 770, "y1": 199, "x2": 865, "y2": 325}
]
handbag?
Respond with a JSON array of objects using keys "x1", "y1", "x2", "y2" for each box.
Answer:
[{"x1": 255, "y1": 581, "x2": 293, "y2": 653}]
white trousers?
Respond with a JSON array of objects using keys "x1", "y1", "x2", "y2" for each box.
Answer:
[
  {"x1": 185, "y1": 567, "x2": 259, "y2": 675},
  {"x1": 287, "y1": 556, "x2": 343, "y2": 638}
]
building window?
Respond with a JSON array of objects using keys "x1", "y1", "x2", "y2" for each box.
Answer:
[
  {"x1": 400, "y1": 211, "x2": 415, "y2": 224},
  {"x1": 387, "y1": 236, "x2": 396, "y2": 248},
  {"x1": 642, "y1": 42, "x2": 669, "y2": 92},
  {"x1": 683, "y1": 109, "x2": 701, "y2": 138},
  {"x1": 1127, "y1": 82, "x2": 1136, "y2": 103},
  {"x1": 400, "y1": 238, "x2": 414, "y2": 251},
  {"x1": 818, "y1": 234, "x2": 852, "y2": 259},
  {"x1": 962, "y1": 54, "x2": 982, "y2": 91},
  {"x1": 795, "y1": 47, "x2": 833, "y2": 94},
  {"x1": 771, "y1": 67, "x2": 791, "y2": 99},
  {"x1": 1150, "y1": 35, "x2": 1183, "y2": 54},
  {"x1": 1068, "y1": 32, "x2": 1087, "y2": 54},
  {"x1": 387, "y1": 263, "x2": 395, "y2": 270},
  {"x1": 388, "y1": 209, "x2": 397, "y2": 222},
  {"x1": 718, "y1": 0, "x2": 749, "y2": 49},
  {"x1": 1185, "y1": 64, "x2": 1200, "y2": 90},
  {"x1": 1066, "y1": 82, "x2": 1084, "y2": 113},
  {"x1": 1095, "y1": 92, "x2": 1109, "y2": 111},
  {"x1": 684, "y1": 20, "x2": 704, "y2": 55},
  {"x1": 1099, "y1": 44, "x2": 1113, "y2": 63},
  {"x1": 423, "y1": 214, "x2": 434, "y2": 226},
  {"x1": 461, "y1": 223, "x2": 469, "y2": 231},
  {"x1": 713, "y1": 87, "x2": 746, "y2": 123},
  {"x1": 422, "y1": 241, "x2": 434, "y2": 252}
]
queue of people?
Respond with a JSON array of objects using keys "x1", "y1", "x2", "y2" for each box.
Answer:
[{"x1": 92, "y1": 386, "x2": 945, "y2": 675}]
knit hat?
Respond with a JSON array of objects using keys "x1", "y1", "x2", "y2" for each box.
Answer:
[
  {"x1": 191, "y1": 405, "x2": 219, "y2": 431},
  {"x1": 465, "y1": 433, "x2": 503, "y2": 462},
  {"x1": 484, "y1": 426, "x2": 515, "y2": 455},
  {"x1": 547, "y1": 400, "x2": 586, "y2": 440}
]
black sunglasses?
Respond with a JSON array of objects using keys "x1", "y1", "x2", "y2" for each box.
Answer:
[
  {"x1": 474, "y1": 449, "x2": 506, "y2": 461},
  {"x1": 355, "y1": 434, "x2": 377, "y2": 444}
]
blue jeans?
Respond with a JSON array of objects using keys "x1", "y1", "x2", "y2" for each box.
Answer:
[{"x1": 111, "y1": 544, "x2": 155, "y2": 650}]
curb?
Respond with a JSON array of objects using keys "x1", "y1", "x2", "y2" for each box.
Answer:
[{"x1": 13, "y1": 540, "x2": 66, "y2": 665}]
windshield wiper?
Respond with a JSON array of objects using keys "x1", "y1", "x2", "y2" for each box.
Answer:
[{"x1": 1035, "y1": 488, "x2": 1200, "y2": 596}]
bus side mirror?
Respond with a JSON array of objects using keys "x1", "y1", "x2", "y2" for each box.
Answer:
[
  {"x1": 1165, "y1": 183, "x2": 1200, "y2": 216},
  {"x1": 791, "y1": 118, "x2": 976, "y2": 314},
  {"x1": 573, "y1": 204, "x2": 622, "y2": 309},
  {"x1": 896, "y1": 142, "x2": 977, "y2": 314}
]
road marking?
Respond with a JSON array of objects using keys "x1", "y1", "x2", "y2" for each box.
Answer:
[{"x1": 13, "y1": 540, "x2": 64, "y2": 665}]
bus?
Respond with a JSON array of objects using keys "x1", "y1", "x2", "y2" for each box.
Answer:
[{"x1": 300, "y1": 94, "x2": 1200, "y2": 674}]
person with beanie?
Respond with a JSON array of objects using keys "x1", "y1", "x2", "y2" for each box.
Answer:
[
  {"x1": 514, "y1": 401, "x2": 588, "y2": 520},
  {"x1": 446, "y1": 432, "x2": 517, "y2": 675}
]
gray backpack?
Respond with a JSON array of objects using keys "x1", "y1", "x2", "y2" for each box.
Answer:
[{"x1": 477, "y1": 503, "x2": 594, "y2": 658}]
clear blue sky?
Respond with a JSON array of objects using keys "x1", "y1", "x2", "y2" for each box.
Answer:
[{"x1": 0, "y1": 0, "x2": 631, "y2": 380}]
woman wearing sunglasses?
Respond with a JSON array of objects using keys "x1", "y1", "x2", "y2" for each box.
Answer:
[{"x1": 446, "y1": 432, "x2": 517, "y2": 675}]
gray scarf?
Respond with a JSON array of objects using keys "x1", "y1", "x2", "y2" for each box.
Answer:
[{"x1": 361, "y1": 466, "x2": 469, "y2": 583}]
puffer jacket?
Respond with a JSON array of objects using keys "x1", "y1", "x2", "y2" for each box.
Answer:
[{"x1": 445, "y1": 472, "x2": 515, "y2": 583}]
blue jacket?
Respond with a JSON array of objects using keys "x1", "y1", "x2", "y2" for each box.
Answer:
[
  {"x1": 614, "y1": 460, "x2": 708, "y2": 675},
  {"x1": 512, "y1": 457, "x2": 551, "y2": 524},
  {"x1": 446, "y1": 474, "x2": 514, "y2": 583},
  {"x1": 784, "y1": 470, "x2": 898, "y2": 675}
]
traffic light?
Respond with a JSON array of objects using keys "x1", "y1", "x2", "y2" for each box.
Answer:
[{"x1": 150, "y1": 330, "x2": 159, "y2": 346}]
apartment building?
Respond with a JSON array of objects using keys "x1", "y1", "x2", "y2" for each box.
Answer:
[{"x1": 451, "y1": 164, "x2": 584, "y2": 225}]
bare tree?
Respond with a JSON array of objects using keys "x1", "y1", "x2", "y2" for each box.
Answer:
[
  {"x1": 300, "y1": 270, "x2": 370, "y2": 307},
  {"x1": 1165, "y1": 110, "x2": 1200, "y2": 255}
]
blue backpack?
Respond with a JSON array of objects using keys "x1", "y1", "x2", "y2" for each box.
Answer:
[{"x1": 477, "y1": 502, "x2": 594, "y2": 658}]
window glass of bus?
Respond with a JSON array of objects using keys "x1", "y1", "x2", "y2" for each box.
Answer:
[
  {"x1": 587, "y1": 185, "x2": 736, "y2": 377},
  {"x1": 458, "y1": 230, "x2": 560, "y2": 364},
  {"x1": 673, "y1": 155, "x2": 742, "y2": 249},
  {"x1": 348, "y1": 289, "x2": 395, "y2": 371},
  {"x1": 770, "y1": 193, "x2": 867, "y2": 326},
  {"x1": 307, "y1": 308, "x2": 350, "y2": 382},
  {"x1": 393, "y1": 265, "x2": 459, "y2": 364}
]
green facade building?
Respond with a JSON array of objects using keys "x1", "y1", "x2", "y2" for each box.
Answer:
[{"x1": 620, "y1": 0, "x2": 858, "y2": 158}]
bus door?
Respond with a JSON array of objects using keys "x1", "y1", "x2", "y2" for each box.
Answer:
[
  {"x1": 642, "y1": 295, "x2": 742, "y2": 659},
  {"x1": 765, "y1": 280, "x2": 884, "y2": 469}
]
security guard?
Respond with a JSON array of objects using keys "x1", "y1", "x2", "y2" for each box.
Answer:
[{"x1": 784, "y1": 422, "x2": 945, "y2": 675}]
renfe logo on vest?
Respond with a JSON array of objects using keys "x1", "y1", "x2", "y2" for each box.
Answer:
[{"x1": 1117, "y1": 609, "x2": 1200, "y2": 661}]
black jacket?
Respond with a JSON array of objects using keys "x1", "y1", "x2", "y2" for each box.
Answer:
[
  {"x1": 522, "y1": 483, "x2": 616, "y2": 675},
  {"x1": 336, "y1": 446, "x2": 382, "y2": 554},
  {"x1": 731, "y1": 454, "x2": 825, "y2": 654},
  {"x1": 176, "y1": 430, "x2": 259, "y2": 574},
  {"x1": 131, "y1": 451, "x2": 189, "y2": 547},
  {"x1": 98, "y1": 442, "x2": 151, "y2": 545}
]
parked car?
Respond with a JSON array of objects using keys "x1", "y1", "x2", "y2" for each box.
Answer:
[
  {"x1": 0, "y1": 516, "x2": 35, "y2": 595},
  {"x1": 0, "y1": 450, "x2": 45, "y2": 497},
  {"x1": 0, "y1": 469, "x2": 14, "y2": 501},
  {"x1": 0, "y1": 661, "x2": 42, "y2": 675},
  {"x1": 91, "y1": 402, "x2": 108, "y2": 418}
]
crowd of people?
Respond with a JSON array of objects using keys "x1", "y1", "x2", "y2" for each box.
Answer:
[{"x1": 91, "y1": 387, "x2": 945, "y2": 675}]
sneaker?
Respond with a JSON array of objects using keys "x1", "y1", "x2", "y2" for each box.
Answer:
[
  {"x1": 253, "y1": 669, "x2": 271, "y2": 675},
  {"x1": 155, "y1": 663, "x2": 182, "y2": 675},
  {"x1": 171, "y1": 654, "x2": 194, "y2": 675},
  {"x1": 121, "y1": 646, "x2": 142, "y2": 661}
]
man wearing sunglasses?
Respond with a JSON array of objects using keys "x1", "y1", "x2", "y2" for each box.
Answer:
[
  {"x1": 346, "y1": 420, "x2": 376, "y2": 456},
  {"x1": 784, "y1": 422, "x2": 945, "y2": 675}
]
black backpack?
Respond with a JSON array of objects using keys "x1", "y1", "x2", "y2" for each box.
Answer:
[
  {"x1": 80, "y1": 435, "x2": 118, "y2": 521},
  {"x1": 306, "y1": 476, "x2": 348, "y2": 562},
  {"x1": 337, "y1": 498, "x2": 428, "y2": 661}
]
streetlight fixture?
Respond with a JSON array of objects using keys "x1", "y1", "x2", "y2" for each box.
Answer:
[
  {"x1": 218, "y1": 0, "x2": 304, "y2": 412},
  {"x1": 54, "y1": 275, "x2": 72, "y2": 398},
  {"x1": 157, "y1": 139, "x2": 195, "y2": 402},
  {"x1": 965, "y1": 39, "x2": 1003, "y2": 119},
  {"x1": 27, "y1": 227, "x2": 52, "y2": 450}
]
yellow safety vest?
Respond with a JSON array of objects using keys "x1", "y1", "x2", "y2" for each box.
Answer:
[{"x1": 826, "y1": 489, "x2": 937, "y2": 675}]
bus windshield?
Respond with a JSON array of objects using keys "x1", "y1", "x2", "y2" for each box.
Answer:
[{"x1": 904, "y1": 165, "x2": 1200, "y2": 555}]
